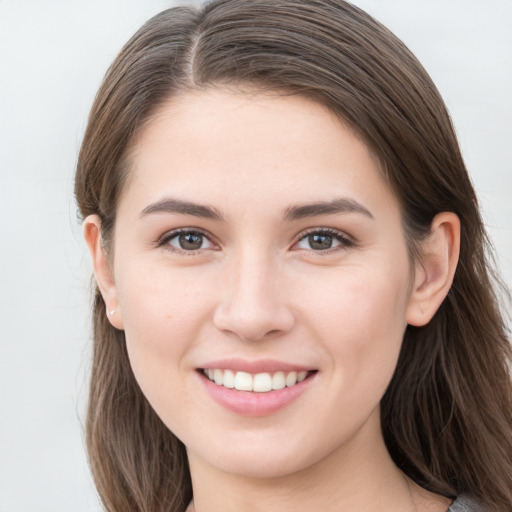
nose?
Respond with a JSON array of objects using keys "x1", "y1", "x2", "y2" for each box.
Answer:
[{"x1": 213, "y1": 252, "x2": 295, "y2": 342}]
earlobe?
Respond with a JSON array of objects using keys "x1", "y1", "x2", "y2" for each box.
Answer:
[
  {"x1": 83, "y1": 215, "x2": 124, "y2": 330},
  {"x1": 406, "y1": 212, "x2": 460, "y2": 327}
]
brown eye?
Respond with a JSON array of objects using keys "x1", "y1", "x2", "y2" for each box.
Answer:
[
  {"x1": 295, "y1": 229, "x2": 352, "y2": 252},
  {"x1": 163, "y1": 230, "x2": 214, "y2": 252},
  {"x1": 178, "y1": 232, "x2": 204, "y2": 250},
  {"x1": 308, "y1": 233, "x2": 334, "y2": 250}
]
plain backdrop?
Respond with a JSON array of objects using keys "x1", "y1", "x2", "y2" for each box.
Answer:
[{"x1": 0, "y1": 1, "x2": 510, "y2": 511}]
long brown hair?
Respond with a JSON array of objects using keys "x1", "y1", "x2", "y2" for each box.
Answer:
[{"x1": 75, "y1": 1, "x2": 512, "y2": 510}]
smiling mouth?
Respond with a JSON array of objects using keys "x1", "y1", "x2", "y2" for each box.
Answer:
[{"x1": 201, "y1": 369, "x2": 315, "y2": 392}]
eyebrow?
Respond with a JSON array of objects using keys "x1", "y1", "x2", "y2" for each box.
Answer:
[
  {"x1": 140, "y1": 196, "x2": 373, "y2": 222},
  {"x1": 282, "y1": 197, "x2": 374, "y2": 221},
  {"x1": 140, "y1": 198, "x2": 225, "y2": 221}
]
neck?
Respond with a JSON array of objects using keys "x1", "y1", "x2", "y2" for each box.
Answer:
[{"x1": 186, "y1": 410, "x2": 447, "y2": 512}]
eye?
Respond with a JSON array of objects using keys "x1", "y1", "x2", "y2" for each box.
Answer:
[
  {"x1": 294, "y1": 229, "x2": 353, "y2": 252},
  {"x1": 160, "y1": 230, "x2": 216, "y2": 253}
]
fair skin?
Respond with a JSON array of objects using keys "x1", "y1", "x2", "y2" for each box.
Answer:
[{"x1": 84, "y1": 89, "x2": 459, "y2": 512}]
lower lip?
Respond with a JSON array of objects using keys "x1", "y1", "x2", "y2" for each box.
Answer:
[{"x1": 198, "y1": 371, "x2": 316, "y2": 417}]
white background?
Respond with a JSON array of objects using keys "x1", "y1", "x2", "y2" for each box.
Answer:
[{"x1": 0, "y1": 1, "x2": 510, "y2": 511}]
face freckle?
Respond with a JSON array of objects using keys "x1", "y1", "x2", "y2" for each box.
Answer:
[{"x1": 111, "y1": 88, "x2": 414, "y2": 480}]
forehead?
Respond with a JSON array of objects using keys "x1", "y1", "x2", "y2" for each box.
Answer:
[{"x1": 120, "y1": 89, "x2": 397, "y2": 219}]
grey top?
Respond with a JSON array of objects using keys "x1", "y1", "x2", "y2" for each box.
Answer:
[{"x1": 448, "y1": 494, "x2": 482, "y2": 512}]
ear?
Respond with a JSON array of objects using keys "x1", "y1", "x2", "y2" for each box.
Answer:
[
  {"x1": 406, "y1": 212, "x2": 460, "y2": 327},
  {"x1": 83, "y1": 215, "x2": 124, "y2": 330}
]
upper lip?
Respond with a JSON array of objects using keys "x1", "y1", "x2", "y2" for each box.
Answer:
[{"x1": 199, "y1": 358, "x2": 315, "y2": 374}]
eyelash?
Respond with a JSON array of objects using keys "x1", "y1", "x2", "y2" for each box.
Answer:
[
  {"x1": 157, "y1": 227, "x2": 354, "y2": 255},
  {"x1": 293, "y1": 228, "x2": 354, "y2": 254},
  {"x1": 157, "y1": 228, "x2": 218, "y2": 255}
]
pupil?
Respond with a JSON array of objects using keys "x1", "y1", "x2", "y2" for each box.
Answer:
[
  {"x1": 179, "y1": 233, "x2": 203, "y2": 250},
  {"x1": 310, "y1": 233, "x2": 332, "y2": 250}
]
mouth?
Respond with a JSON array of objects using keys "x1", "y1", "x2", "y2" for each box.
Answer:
[
  {"x1": 201, "y1": 368, "x2": 314, "y2": 392},
  {"x1": 197, "y1": 363, "x2": 318, "y2": 416}
]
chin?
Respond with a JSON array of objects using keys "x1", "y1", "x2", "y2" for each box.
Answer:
[
  {"x1": 207, "y1": 453, "x2": 311, "y2": 480},
  {"x1": 185, "y1": 430, "x2": 333, "y2": 481}
]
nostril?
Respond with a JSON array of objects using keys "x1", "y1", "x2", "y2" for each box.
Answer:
[{"x1": 213, "y1": 304, "x2": 296, "y2": 342}]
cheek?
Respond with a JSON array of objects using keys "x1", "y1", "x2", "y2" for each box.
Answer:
[
  {"x1": 120, "y1": 267, "x2": 206, "y2": 343},
  {"x1": 116, "y1": 270, "x2": 216, "y2": 433},
  {"x1": 301, "y1": 266, "x2": 410, "y2": 384},
  {"x1": 116, "y1": 267, "x2": 212, "y2": 395}
]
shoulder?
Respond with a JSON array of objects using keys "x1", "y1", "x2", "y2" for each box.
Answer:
[{"x1": 448, "y1": 494, "x2": 483, "y2": 512}]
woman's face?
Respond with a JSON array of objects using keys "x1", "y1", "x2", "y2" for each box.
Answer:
[{"x1": 110, "y1": 89, "x2": 416, "y2": 478}]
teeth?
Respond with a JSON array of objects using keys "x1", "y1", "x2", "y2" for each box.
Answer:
[
  {"x1": 203, "y1": 369, "x2": 310, "y2": 392},
  {"x1": 214, "y1": 369, "x2": 223, "y2": 385},
  {"x1": 234, "y1": 371, "x2": 253, "y2": 391},
  {"x1": 272, "y1": 371, "x2": 286, "y2": 390},
  {"x1": 297, "y1": 371, "x2": 308, "y2": 382},
  {"x1": 285, "y1": 371, "x2": 297, "y2": 387},
  {"x1": 253, "y1": 373, "x2": 272, "y2": 392},
  {"x1": 223, "y1": 369, "x2": 235, "y2": 389}
]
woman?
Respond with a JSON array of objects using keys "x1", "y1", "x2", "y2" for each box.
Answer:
[{"x1": 75, "y1": 1, "x2": 512, "y2": 511}]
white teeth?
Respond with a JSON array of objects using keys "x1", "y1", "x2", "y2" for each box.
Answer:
[
  {"x1": 213, "y1": 369, "x2": 223, "y2": 385},
  {"x1": 223, "y1": 369, "x2": 235, "y2": 388},
  {"x1": 272, "y1": 371, "x2": 286, "y2": 390},
  {"x1": 253, "y1": 373, "x2": 272, "y2": 392},
  {"x1": 297, "y1": 371, "x2": 308, "y2": 382},
  {"x1": 285, "y1": 371, "x2": 297, "y2": 387},
  {"x1": 203, "y1": 369, "x2": 310, "y2": 392},
  {"x1": 234, "y1": 371, "x2": 253, "y2": 391}
]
